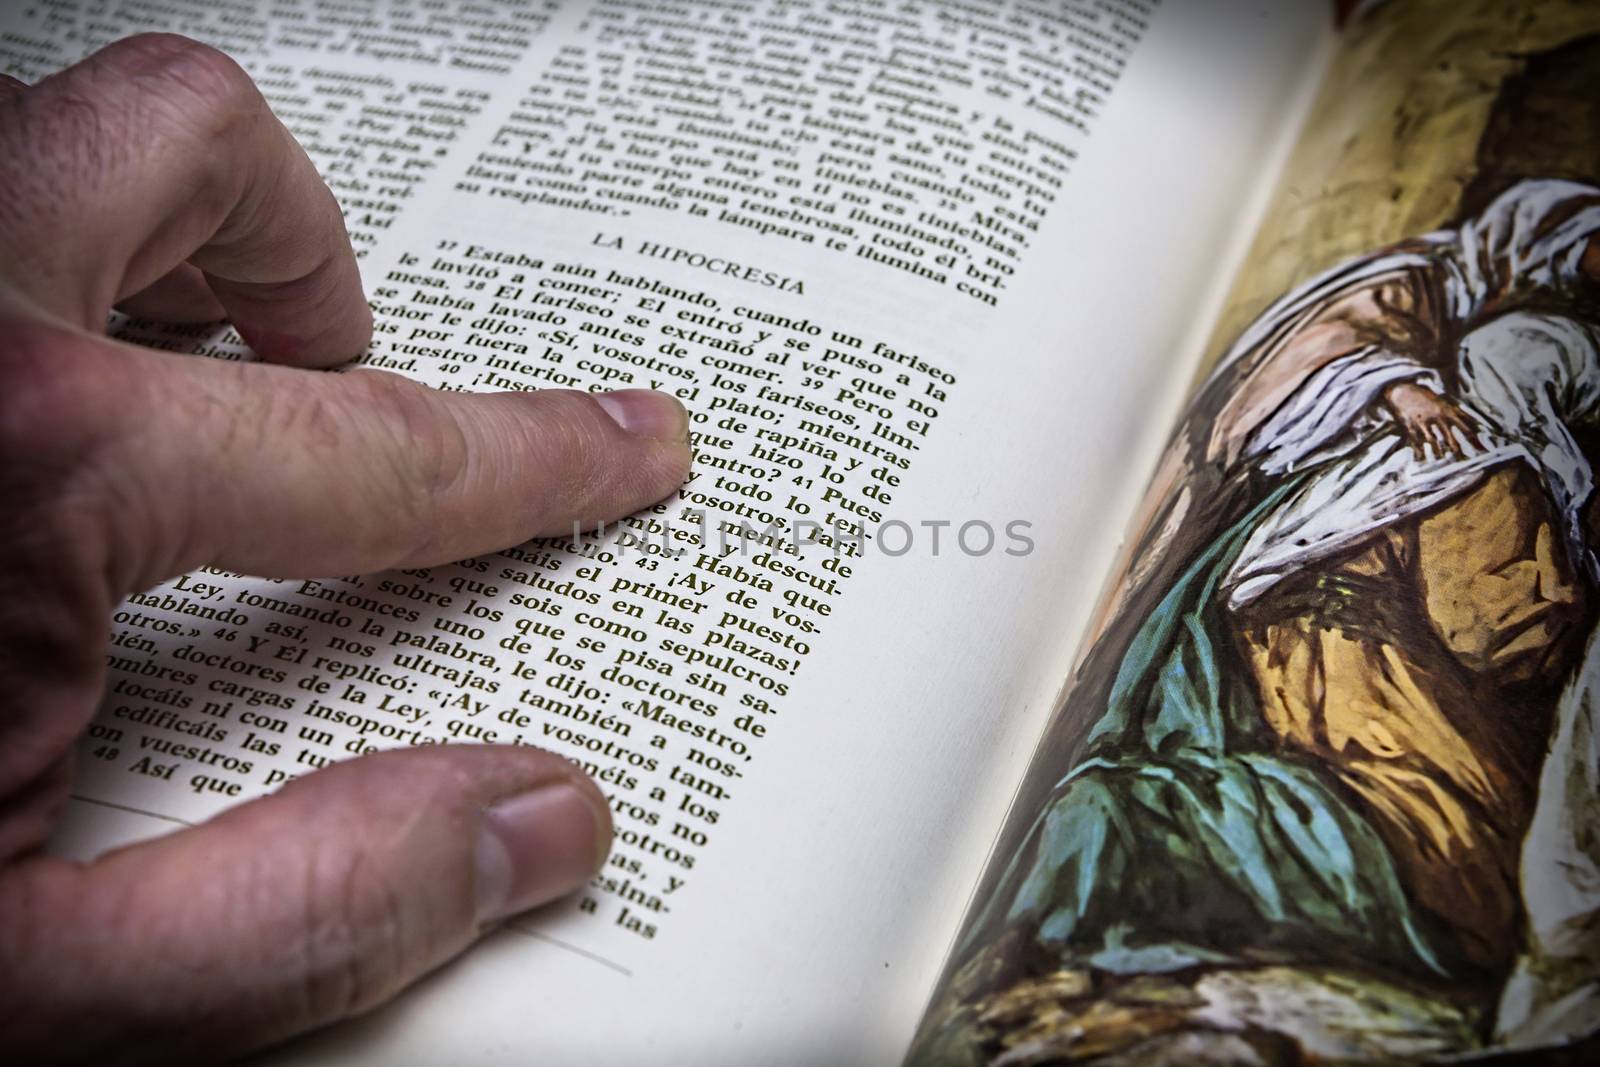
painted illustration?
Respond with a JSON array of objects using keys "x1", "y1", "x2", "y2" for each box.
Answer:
[{"x1": 912, "y1": 7, "x2": 1600, "y2": 1065}]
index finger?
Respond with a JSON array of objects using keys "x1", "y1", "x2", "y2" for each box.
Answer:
[{"x1": 0, "y1": 34, "x2": 370, "y2": 367}]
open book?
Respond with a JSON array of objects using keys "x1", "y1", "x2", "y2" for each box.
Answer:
[{"x1": 8, "y1": 0, "x2": 1600, "y2": 1061}]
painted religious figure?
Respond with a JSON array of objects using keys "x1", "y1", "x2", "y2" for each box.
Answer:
[{"x1": 913, "y1": 180, "x2": 1600, "y2": 1065}]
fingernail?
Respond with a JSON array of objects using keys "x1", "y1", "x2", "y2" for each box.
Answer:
[
  {"x1": 475, "y1": 781, "x2": 607, "y2": 923},
  {"x1": 595, "y1": 389, "x2": 689, "y2": 443}
]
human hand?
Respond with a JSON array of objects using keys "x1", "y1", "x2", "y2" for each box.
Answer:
[
  {"x1": 0, "y1": 35, "x2": 691, "y2": 1064},
  {"x1": 1383, "y1": 380, "x2": 1482, "y2": 460}
]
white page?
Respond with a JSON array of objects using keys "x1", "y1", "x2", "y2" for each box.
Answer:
[{"x1": 2, "y1": 1, "x2": 1330, "y2": 1062}]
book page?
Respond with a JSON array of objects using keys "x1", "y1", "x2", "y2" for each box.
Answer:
[
  {"x1": 912, "y1": 2, "x2": 1600, "y2": 1064},
  {"x1": 0, "y1": 1, "x2": 1329, "y2": 1062}
]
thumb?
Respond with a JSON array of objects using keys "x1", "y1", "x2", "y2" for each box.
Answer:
[{"x1": 0, "y1": 745, "x2": 611, "y2": 1065}]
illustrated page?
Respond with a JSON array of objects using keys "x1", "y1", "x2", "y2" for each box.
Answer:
[{"x1": 913, "y1": 2, "x2": 1600, "y2": 1064}]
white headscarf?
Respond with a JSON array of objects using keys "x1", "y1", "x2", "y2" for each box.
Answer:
[{"x1": 1446, "y1": 178, "x2": 1600, "y2": 320}]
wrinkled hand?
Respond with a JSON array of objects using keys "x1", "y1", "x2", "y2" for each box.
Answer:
[
  {"x1": 0, "y1": 35, "x2": 691, "y2": 1065},
  {"x1": 1383, "y1": 380, "x2": 1482, "y2": 461}
]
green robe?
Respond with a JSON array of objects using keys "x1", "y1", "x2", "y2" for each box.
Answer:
[{"x1": 957, "y1": 481, "x2": 1470, "y2": 983}]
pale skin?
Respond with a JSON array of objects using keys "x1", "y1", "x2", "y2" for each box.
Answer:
[{"x1": 0, "y1": 35, "x2": 692, "y2": 1064}]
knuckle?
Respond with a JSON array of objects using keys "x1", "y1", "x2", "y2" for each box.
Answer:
[
  {"x1": 0, "y1": 319, "x2": 123, "y2": 482},
  {"x1": 0, "y1": 36, "x2": 267, "y2": 236},
  {"x1": 0, "y1": 323, "x2": 125, "y2": 675},
  {"x1": 522, "y1": 391, "x2": 615, "y2": 501},
  {"x1": 289, "y1": 842, "x2": 415, "y2": 1022},
  {"x1": 99, "y1": 34, "x2": 253, "y2": 105},
  {"x1": 352, "y1": 371, "x2": 472, "y2": 556},
  {"x1": 0, "y1": 862, "x2": 90, "y2": 1033},
  {"x1": 92, "y1": 32, "x2": 219, "y2": 72},
  {"x1": 85, "y1": 34, "x2": 264, "y2": 147},
  {"x1": 235, "y1": 365, "x2": 335, "y2": 454}
]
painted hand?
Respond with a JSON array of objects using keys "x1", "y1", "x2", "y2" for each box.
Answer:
[
  {"x1": 1383, "y1": 380, "x2": 1482, "y2": 461},
  {"x1": 0, "y1": 35, "x2": 690, "y2": 1064}
]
